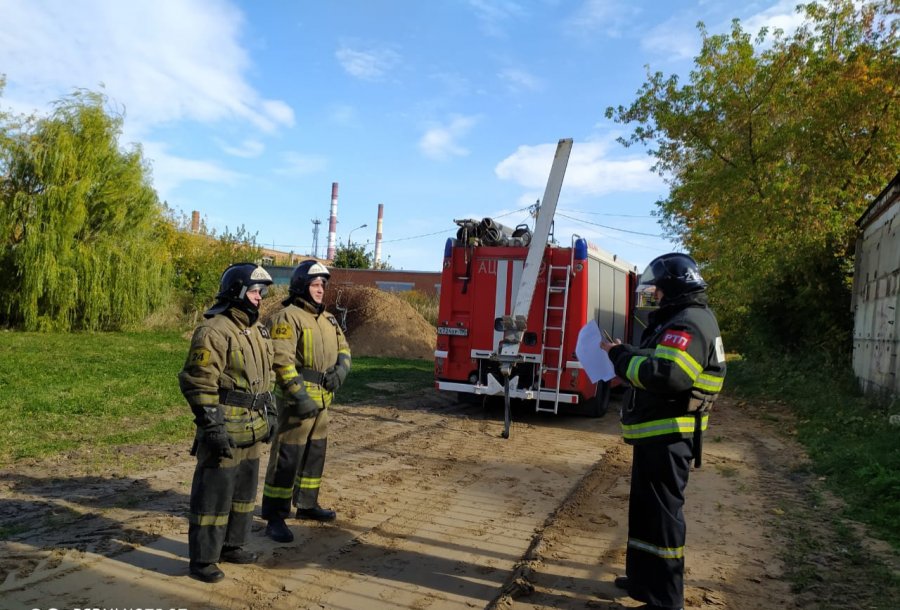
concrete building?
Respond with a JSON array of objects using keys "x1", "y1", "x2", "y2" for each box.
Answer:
[{"x1": 851, "y1": 171, "x2": 900, "y2": 397}]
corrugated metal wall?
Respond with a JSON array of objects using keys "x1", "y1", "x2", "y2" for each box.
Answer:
[{"x1": 852, "y1": 173, "x2": 900, "y2": 397}]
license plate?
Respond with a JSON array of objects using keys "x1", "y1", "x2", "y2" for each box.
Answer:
[{"x1": 438, "y1": 327, "x2": 468, "y2": 336}]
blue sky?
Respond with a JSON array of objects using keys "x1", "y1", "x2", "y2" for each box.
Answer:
[{"x1": 0, "y1": 0, "x2": 805, "y2": 272}]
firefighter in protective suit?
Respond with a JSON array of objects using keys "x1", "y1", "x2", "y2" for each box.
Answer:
[
  {"x1": 262, "y1": 260, "x2": 351, "y2": 543},
  {"x1": 178, "y1": 263, "x2": 276, "y2": 583},
  {"x1": 601, "y1": 253, "x2": 725, "y2": 610}
]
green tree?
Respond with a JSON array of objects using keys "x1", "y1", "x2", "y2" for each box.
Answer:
[
  {"x1": 0, "y1": 89, "x2": 172, "y2": 330},
  {"x1": 606, "y1": 0, "x2": 899, "y2": 357},
  {"x1": 162, "y1": 207, "x2": 263, "y2": 320},
  {"x1": 332, "y1": 243, "x2": 372, "y2": 269}
]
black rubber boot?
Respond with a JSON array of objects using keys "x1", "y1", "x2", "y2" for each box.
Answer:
[
  {"x1": 296, "y1": 505, "x2": 336, "y2": 522},
  {"x1": 189, "y1": 561, "x2": 224, "y2": 583},
  {"x1": 614, "y1": 576, "x2": 630, "y2": 590},
  {"x1": 266, "y1": 518, "x2": 295, "y2": 542},
  {"x1": 220, "y1": 546, "x2": 258, "y2": 564}
]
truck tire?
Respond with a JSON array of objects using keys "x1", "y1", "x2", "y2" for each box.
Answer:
[{"x1": 580, "y1": 381, "x2": 610, "y2": 418}]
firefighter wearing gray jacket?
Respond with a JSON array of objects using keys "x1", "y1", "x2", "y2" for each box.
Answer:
[
  {"x1": 601, "y1": 253, "x2": 725, "y2": 610},
  {"x1": 178, "y1": 263, "x2": 276, "y2": 583},
  {"x1": 262, "y1": 260, "x2": 351, "y2": 543}
]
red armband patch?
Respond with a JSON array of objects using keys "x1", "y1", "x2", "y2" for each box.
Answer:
[{"x1": 660, "y1": 330, "x2": 692, "y2": 351}]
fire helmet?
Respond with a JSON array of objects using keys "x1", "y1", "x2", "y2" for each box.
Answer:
[
  {"x1": 286, "y1": 259, "x2": 331, "y2": 305},
  {"x1": 205, "y1": 263, "x2": 273, "y2": 318},
  {"x1": 637, "y1": 253, "x2": 707, "y2": 298}
]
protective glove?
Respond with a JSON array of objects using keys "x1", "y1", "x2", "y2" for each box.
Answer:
[
  {"x1": 204, "y1": 424, "x2": 235, "y2": 459},
  {"x1": 290, "y1": 393, "x2": 320, "y2": 420},
  {"x1": 322, "y1": 355, "x2": 350, "y2": 392},
  {"x1": 322, "y1": 367, "x2": 341, "y2": 392},
  {"x1": 264, "y1": 405, "x2": 279, "y2": 443}
]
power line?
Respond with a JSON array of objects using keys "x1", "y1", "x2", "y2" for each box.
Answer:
[
  {"x1": 555, "y1": 212, "x2": 664, "y2": 237},
  {"x1": 559, "y1": 207, "x2": 653, "y2": 218}
]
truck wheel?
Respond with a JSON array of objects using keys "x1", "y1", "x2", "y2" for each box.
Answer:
[{"x1": 581, "y1": 381, "x2": 610, "y2": 418}]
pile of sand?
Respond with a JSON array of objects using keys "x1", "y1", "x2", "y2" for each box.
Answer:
[
  {"x1": 261, "y1": 285, "x2": 436, "y2": 360},
  {"x1": 326, "y1": 285, "x2": 436, "y2": 360}
]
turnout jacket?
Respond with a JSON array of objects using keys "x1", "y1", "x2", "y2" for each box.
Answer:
[
  {"x1": 178, "y1": 307, "x2": 276, "y2": 447},
  {"x1": 267, "y1": 298, "x2": 351, "y2": 412},
  {"x1": 608, "y1": 292, "x2": 725, "y2": 446}
]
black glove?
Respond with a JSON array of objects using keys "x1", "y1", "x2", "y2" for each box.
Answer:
[
  {"x1": 322, "y1": 367, "x2": 341, "y2": 392},
  {"x1": 323, "y1": 356, "x2": 350, "y2": 392},
  {"x1": 290, "y1": 393, "x2": 319, "y2": 420},
  {"x1": 264, "y1": 407, "x2": 278, "y2": 443},
  {"x1": 204, "y1": 424, "x2": 235, "y2": 459}
]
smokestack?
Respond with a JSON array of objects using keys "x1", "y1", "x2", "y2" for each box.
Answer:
[
  {"x1": 326, "y1": 182, "x2": 339, "y2": 260},
  {"x1": 374, "y1": 203, "x2": 384, "y2": 266},
  {"x1": 191, "y1": 210, "x2": 200, "y2": 234}
]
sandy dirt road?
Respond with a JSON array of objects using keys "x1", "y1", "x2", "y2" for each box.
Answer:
[{"x1": 0, "y1": 389, "x2": 894, "y2": 610}]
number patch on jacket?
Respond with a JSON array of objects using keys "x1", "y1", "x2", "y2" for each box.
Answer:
[
  {"x1": 271, "y1": 322, "x2": 293, "y2": 340},
  {"x1": 660, "y1": 330, "x2": 692, "y2": 350},
  {"x1": 189, "y1": 347, "x2": 211, "y2": 367}
]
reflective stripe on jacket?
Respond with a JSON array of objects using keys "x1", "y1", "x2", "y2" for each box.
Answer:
[
  {"x1": 610, "y1": 292, "x2": 725, "y2": 445},
  {"x1": 267, "y1": 299, "x2": 351, "y2": 408}
]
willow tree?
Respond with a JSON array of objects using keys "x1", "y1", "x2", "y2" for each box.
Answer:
[
  {"x1": 0, "y1": 90, "x2": 172, "y2": 330},
  {"x1": 606, "y1": 0, "x2": 899, "y2": 357}
]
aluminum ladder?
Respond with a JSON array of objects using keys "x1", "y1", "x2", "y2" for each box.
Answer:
[{"x1": 535, "y1": 260, "x2": 572, "y2": 414}]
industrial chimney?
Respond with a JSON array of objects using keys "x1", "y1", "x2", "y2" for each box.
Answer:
[
  {"x1": 374, "y1": 203, "x2": 384, "y2": 267},
  {"x1": 191, "y1": 210, "x2": 200, "y2": 234},
  {"x1": 326, "y1": 182, "x2": 339, "y2": 261}
]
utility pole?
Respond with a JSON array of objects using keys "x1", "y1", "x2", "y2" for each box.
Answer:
[{"x1": 311, "y1": 218, "x2": 321, "y2": 258}]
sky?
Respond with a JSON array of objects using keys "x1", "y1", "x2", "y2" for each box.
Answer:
[{"x1": 0, "y1": 0, "x2": 806, "y2": 272}]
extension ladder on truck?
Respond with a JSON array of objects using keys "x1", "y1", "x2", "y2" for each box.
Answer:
[
  {"x1": 535, "y1": 261, "x2": 571, "y2": 414},
  {"x1": 495, "y1": 137, "x2": 572, "y2": 438}
]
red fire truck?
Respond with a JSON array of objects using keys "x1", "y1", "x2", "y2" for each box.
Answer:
[
  {"x1": 433, "y1": 139, "x2": 646, "y2": 437},
  {"x1": 433, "y1": 232, "x2": 640, "y2": 418}
]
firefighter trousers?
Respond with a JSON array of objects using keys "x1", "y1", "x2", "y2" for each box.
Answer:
[
  {"x1": 261, "y1": 406, "x2": 329, "y2": 520},
  {"x1": 624, "y1": 437, "x2": 694, "y2": 609},
  {"x1": 188, "y1": 440, "x2": 261, "y2": 564}
]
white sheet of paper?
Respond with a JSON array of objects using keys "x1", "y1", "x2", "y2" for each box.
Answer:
[{"x1": 574, "y1": 320, "x2": 617, "y2": 383}]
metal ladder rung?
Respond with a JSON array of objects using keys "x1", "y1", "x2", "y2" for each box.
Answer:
[{"x1": 538, "y1": 258, "x2": 573, "y2": 417}]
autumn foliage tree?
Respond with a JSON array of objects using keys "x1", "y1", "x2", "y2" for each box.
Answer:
[
  {"x1": 0, "y1": 89, "x2": 172, "y2": 330},
  {"x1": 606, "y1": 0, "x2": 898, "y2": 358}
]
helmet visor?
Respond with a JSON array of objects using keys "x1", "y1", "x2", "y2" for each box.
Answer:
[
  {"x1": 246, "y1": 283, "x2": 270, "y2": 297},
  {"x1": 636, "y1": 258, "x2": 666, "y2": 293}
]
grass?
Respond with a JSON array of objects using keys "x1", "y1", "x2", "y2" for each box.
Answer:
[
  {"x1": 0, "y1": 331, "x2": 433, "y2": 467},
  {"x1": 335, "y1": 356, "x2": 434, "y2": 404},
  {"x1": 726, "y1": 355, "x2": 900, "y2": 550}
]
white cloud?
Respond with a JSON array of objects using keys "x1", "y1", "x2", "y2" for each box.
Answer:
[
  {"x1": 418, "y1": 115, "x2": 479, "y2": 161},
  {"x1": 641, "y1": 1, "x2": 806, "y2": 60},
  {"x1": 142, "y1": 141, "x2": 242, "y2": 200},
  {"x1": 219, "y1": 138, "x2": 265, "y2": 158},
  {"x1": 0, "y1": 0, "x2": 294, "y2": 134},
  {"x1": 641, "y1": 18, "x2": 701, "y2": 60},
  {"x1": 742, "y1": 0, "x2": 806, "y2": 38},
  {"x1": 274, "y1": 152, "x2": 328, "y2": 176},
  {"x1": 495, "y1": 139, "x2": 662, "y2": 196},
  {"x1": 567, "y1": 0, "x2": 638, "y2": 38},
  {"x1": 468, "y1": 0, "x2": 527, "y2": 37},
  {"x1": 329, "y1": 103, "x2": 359, "y2": 126},
  {"x1": 499, "y1": 68, "x2": 543, "y2": 92},
  {"x1": 335, "y1": 44, "x2": 401, "y2": 81}
]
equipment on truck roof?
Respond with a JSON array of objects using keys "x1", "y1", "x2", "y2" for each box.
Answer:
[{"x1": 433, "y1": 138, "x2": 644, "y2": 438}]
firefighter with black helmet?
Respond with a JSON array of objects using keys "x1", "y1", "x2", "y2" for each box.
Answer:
[
  {"x1": 601, "y1": 253, "x2": 725, "y2": 610},
  {"x1": 178, "y1": 262, "x2": 276, "y2": 583},
  {"x1": 262, "y1": 259, "x2": 351, "y2": 543}
]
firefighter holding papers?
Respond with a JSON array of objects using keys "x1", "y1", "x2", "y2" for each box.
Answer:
[
  {"x1": 600, "y1": 253, "x2": 725, "y2": 610},
  {"x1": 262, "y1": 260, "x2": 351, "y2": 543}
]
